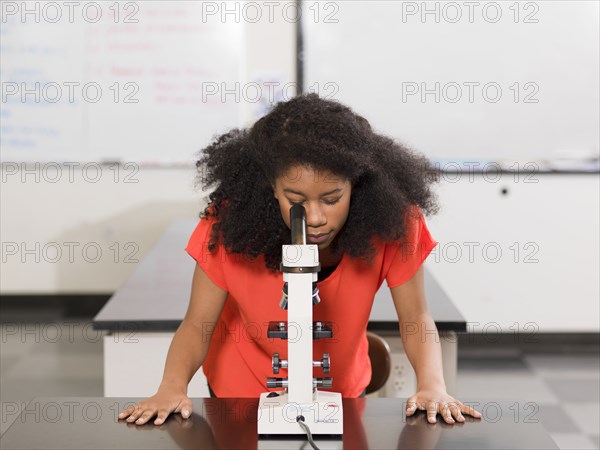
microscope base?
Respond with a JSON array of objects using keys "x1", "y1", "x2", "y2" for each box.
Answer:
[{"x1": 257, "y1": 390, "x2": 343, "y2": 436}]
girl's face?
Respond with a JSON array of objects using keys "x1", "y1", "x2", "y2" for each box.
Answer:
[{"x1": 272, "y1": 165, "x2": 352, "y2": 251}]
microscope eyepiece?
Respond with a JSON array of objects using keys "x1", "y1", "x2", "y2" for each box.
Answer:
[{"x1": 290, "y1": 204, "x2": 307, "y2": 245}]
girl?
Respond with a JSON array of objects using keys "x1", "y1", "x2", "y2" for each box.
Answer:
[{"x1": 119, "y1": 93, "x2": 481, "y2": 426}]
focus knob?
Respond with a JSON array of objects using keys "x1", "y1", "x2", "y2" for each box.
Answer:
[
  {"x1": 322, "y1": 353, "x2": 330, "y2": 374},
  {"x1": 272, "y1": 353, "x2": 280, "y2": 374}
]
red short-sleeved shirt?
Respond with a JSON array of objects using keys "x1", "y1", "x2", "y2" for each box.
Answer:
[{"x1": 185, "y1": 206, "x2": 438, "y2": 398}]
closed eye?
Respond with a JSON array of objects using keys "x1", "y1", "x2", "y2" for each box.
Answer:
[{"x1": 289, "y1": 199, "x2": 340, "y2": 206}]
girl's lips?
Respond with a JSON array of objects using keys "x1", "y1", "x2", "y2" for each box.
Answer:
[{"x1": 307, "y1": 232, "x2": 331, "y2": 244}]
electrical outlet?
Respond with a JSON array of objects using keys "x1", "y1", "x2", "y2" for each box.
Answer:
[{"x1": 383, "y1": 337, "x2": 417, "y2": 398}]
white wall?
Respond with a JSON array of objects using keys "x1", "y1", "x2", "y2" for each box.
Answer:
[{"x1": 1, "y1": 165, "x2": 204, "y2": 292}]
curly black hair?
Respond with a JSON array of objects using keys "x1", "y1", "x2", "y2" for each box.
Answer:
[{"x1": 195, "y1": 93, "x2": 440, "y2": 274}]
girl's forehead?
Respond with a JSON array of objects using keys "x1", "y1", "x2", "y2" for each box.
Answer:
[{"x1": 276, "y1": 165, "x2": 347, "y2": 186}]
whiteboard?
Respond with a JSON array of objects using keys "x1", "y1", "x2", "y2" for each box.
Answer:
[
  {"x1": 304, "y1": 0, "x2": 599, "y2": 162},
  {"x1": 1, "y1": 1, "x2": 244, "y2": 164}
]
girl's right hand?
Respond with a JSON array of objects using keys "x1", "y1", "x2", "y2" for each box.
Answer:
[{"x1": 118, "y1": 385, "x2": 192, "y2": 426}]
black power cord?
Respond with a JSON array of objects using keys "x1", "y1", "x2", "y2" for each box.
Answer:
[{"x1": 296, "y1": 415, "x2": 321, "y2": 450}]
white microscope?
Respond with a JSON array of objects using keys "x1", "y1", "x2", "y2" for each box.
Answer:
[{"x1": 257, "y1": 204, "x2": 344, "y2": 438}]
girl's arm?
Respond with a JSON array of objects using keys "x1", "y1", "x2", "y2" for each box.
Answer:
[
  {"x1": 390, "y1": 266, "x2": 445, "y2": 389},
  {"x1": 390, "y1": 266, "x2": 481, "y2": 423},
  {"x1": 119, "y1": 263, "x2": 228, "y2": 425},
  {"x1": 160, "y1": 263, "x2": 229, "y2": 391}
]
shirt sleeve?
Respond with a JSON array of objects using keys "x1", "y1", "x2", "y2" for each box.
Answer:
[
  {"x1": 185, "y1": 216, "x2": 229, "y2": 292},
  {"x1": 385, "y1": 206, "x2": 438, "y2": 288}
]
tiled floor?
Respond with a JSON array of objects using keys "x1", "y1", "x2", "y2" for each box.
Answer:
[
  {"x1": 0, "y1": 321, "x2": 598, "y2": 449},
  {"x1": 455, "y1": 343, "x2": 600, "y2": 449}
]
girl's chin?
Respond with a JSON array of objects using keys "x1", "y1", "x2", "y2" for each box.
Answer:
[{"x1": 317, "y1": 235, "x2": 339, "y2": 252}]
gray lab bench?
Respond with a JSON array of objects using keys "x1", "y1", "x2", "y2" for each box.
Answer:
[
  {"x1": 93, "y1": 219, "x2": 466, "y2": 397},
  {"x1": 1, "y1": 397, "x2": 557, "y2": 449}
]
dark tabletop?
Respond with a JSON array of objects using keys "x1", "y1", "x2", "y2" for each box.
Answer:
[
  {"x1": 93, "y1": 219, "x2": 466, "y2": 332},
  {"x1": 0, "y1": 397, "x2": 557, "y2": 449}
]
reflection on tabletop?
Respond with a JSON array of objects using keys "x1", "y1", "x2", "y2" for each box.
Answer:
[{"x1": 121, "y1": 397, "x2": 456, "y2": 450}]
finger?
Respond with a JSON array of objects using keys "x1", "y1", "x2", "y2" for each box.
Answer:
[
  {"x1": 174, "y1": 398, "x2": 193, "y2": 419},
  {"x1": 460, "y1": 403, "x2": 482, "y2": 419},
  {"x1": 135, "y1": 408, "x2": 158, "y2": 425},
  {"x1": 118, "y1": 404, "x2": 137, "y2": 420},
  {"x1": 448, "y1": 401, "x2": 464, "y2": 422},
  {"x1": 126, "y1": 404, "x2": 145, "y2": 423},
  {"x1": 426, "y1": 402, "x2": 438, "y2": 424},
  {"x1": 154, "y1": 409, "x2": 171, "y2": 425},
  {"x1": 441, "y1": 403, "x2": 455, "y2": 424},
  {"x1": 406, "y1": 398, "x2": 418, "y2": 416}
]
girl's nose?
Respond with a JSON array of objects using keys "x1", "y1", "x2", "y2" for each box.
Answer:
[{"x1": 304, "y1": 203, "x2": 327, "y2": 230}]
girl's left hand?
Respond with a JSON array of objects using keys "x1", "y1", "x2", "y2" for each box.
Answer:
[{"x1": 406, "y1": 388, "x2": 482, "y2": 424}]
